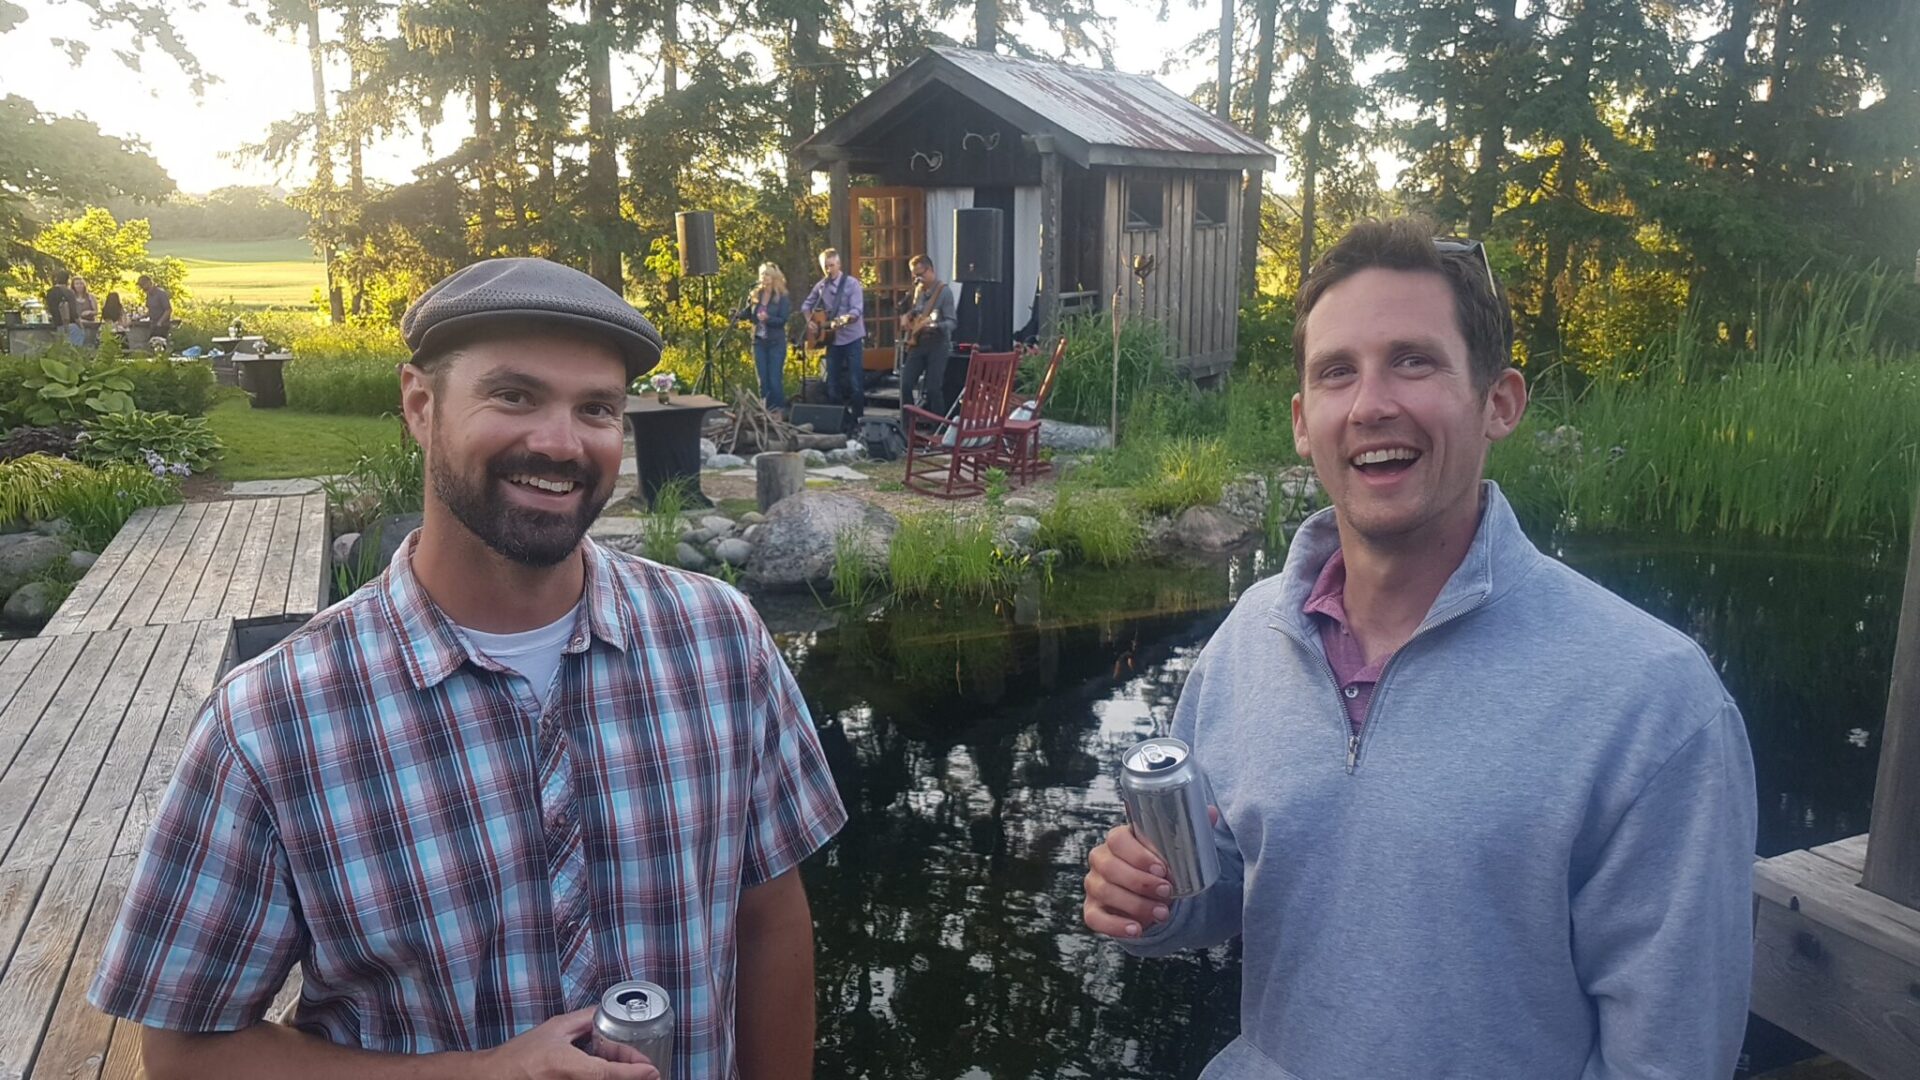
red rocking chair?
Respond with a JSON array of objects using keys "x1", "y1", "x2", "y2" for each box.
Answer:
[
  {"x1": 998, "y1": 336, "x2": 1067, "y2": 486},
  {"x1": 903, "y1": 350, "x2": 1020, "y2": 499}
]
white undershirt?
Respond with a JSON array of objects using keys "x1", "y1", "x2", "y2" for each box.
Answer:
[{"x1": 460, "y1": 602, "x2": 582, "y2": 707}]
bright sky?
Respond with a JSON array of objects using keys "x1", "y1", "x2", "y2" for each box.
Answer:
[{"x1": 2, "y1": 0, "x2": 1225, "y2": 197}]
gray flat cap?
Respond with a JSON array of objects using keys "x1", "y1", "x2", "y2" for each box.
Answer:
[{"x1": 402, "y1": 257, "x2": 664, "y2": 379}]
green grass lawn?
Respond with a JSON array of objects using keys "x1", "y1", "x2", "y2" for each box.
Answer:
[
  {"x1": 205, "y1": 391, "x2": 403, "y2": 481},
  {"x1": 151, "y1": 238, "x2": 326, "y2": 309}
]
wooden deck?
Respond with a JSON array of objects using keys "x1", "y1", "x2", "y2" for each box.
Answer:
[
  {"x1": 0, "y1": 621, "x2": 234, "y2": 1080},
  {"x1": 40, "y1": 494, "x2": 330, "y2": 639},
  {"x1": 1753, "y1": 834, "x2": 1920, "y2": 1080}
]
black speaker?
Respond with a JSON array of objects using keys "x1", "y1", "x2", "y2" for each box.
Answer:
[
  {"x1": 789, "y1": 402, "x2": 849, "y2": 435},
  {"x1": 676, "y1": 211, "x2": 719, "y2": 278},
  {"x1": 953, "y1": 207, "x2": 1005, "y2": 283}
]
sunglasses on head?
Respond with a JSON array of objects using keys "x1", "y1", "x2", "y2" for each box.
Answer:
[{"x1": 1432, "y1": 237, "x2": 1497, "y2": 295}]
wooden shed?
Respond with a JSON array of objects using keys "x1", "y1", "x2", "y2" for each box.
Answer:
[{"x1": 795, "y1": 46, "x2": 1277, "y2": 382}]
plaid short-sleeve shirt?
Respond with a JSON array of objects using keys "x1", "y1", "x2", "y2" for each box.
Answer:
[{"x1": 89, "y1": 534, "x2": 847, "y2": 1077}]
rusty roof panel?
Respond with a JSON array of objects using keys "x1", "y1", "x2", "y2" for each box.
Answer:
[{"x1": 931, "y1": 46, "x2": 1276, "y2": 162}]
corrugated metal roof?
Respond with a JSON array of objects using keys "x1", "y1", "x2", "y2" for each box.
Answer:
[{"x1": 929, "y1": 46, "x2": 1275, "y2": 162}]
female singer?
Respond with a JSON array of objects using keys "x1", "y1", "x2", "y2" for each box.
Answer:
[{"x1": 735, "y1": 262, "x2": 793, "y2": 409}]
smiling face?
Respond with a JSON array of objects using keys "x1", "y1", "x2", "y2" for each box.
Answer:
[
  {"x1": 1292, "y1": 267, "x2": 1526, "y2": 550},
  {"x1": 403, "y1": 334, "x2": 629, "y2": 567}
]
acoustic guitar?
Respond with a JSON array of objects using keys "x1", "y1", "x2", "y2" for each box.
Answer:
[
  {"x1": 804, "y1": 309, "x2": 855, "y2": 349},
  {"x1": 899, "y1": 282, "x2": 943, "y2": 346}
]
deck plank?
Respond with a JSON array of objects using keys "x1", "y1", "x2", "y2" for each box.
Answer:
[
  {"x1": 218, "y1": 498, "x2": 279, "y2": 620},
  {"x1": 1810, "y1": 834, "x2": 1870, "y2": 876},
  {"x1": 145, "y1": 501, "x2": 232, "y2": 626},
  {"x1": 38, "y1": 510, "x2": 163, "y2": 638},
  {"x1": 71, "y1": 506, "x2": 184, "y2": 636},
  {"x1": 0, "y1": 622, "x2": 230, "y2": 1080},
  {"x1": 251, "y1": 496, "x2": 302, "y2": 621},
  {"x1": 96, "y1": 1019, "x2": 141, "y2": 1080},
  {"x1": 181, "y1": 501, "x2": 255, "y2": 623},
  {"x1": 0, "y1": 632, "x2": 130, "y2": 868},
  {"x1": 286, "y1": 492, "x2": 331, "y2": 619},
  {"x1": 111, "y1": 503, "x2": 212, "y2": 631}
]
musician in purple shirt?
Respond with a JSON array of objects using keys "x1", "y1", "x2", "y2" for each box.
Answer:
[{"x1": 799, "y1": 248, "x2": 866, "y2": 420}]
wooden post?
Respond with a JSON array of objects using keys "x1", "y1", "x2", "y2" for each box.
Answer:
[
  {"x1": 756, "y1": 452, "x2": 807, "y2": 513},
  {"x1": 1864, "y1": 489, "x2": 1920, "y2": 908},
  {"x1": 1036, "y1": 135, "x2": 1064, "y2": 346},
  {"x1": 828, "y1": 160, "x2": 851, "y2": 262}
]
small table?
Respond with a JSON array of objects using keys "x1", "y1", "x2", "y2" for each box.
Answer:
[
  {"x1": 627, "y1": 393, "x2": 726, "y2": 509},
  {"x1": 234, "y1": 352, "x2": 294, "y2": 408}
]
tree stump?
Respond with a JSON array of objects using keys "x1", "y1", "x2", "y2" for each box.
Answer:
[{"x1": 756, "y1": 452, "x2": 807, "y2": 512}]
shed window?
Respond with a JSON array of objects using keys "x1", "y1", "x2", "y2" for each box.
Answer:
[
  {"x1": 1195, "y1": 179, "x2": 1231, "y2": 228},
  {"x1": 1126, "y1": 180, "x2": 1164, "y2": 230}
]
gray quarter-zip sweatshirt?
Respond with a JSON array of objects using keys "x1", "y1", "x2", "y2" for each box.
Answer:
[{"x1": 1123, "y1": 482, "x2": 1756, "y2": 1080}]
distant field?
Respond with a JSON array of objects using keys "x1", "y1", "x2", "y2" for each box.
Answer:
[{"x1": 150, "y1": 238, "x2": 325, "y2": 309}]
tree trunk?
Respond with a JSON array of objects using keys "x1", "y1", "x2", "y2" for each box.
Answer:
[
  {"x1": 1215, "y1": 0, "x2": 1233, "y2": 122},
  {"x1": 787, "y1": 13, "x2": 824, "y2": 285},
  {"x1": 587, "y1": 0, "x2": 622, "y2": 292},
  {"x1": 474, "y1": 63, "x2": 496, "y2": 254},
  {"x1": 306, "y1": 0, "x2": 344, "y2": 324},
  {"x1": 1467, "y1": 2, "x2": 1523, "y2": 238},
  {"x1": 1716, "y1": 0, "x2": 1758, "y2": 152},
  {"x1": 1297, "y1": 0, "x2": 1332, "y2": 281},
  {"x1": 1239, "y1": 0, "x2": 1277, "y2": 297},
  {"x1": 346, "y1": 12, "x2": 367, "y2": 317},
  {"x1": 664, "y1": 0, "x2": 682, "y2": 304},
  {"x1": 1766, "y1": 0, "x2": 1798, "y2": 175},
  {"x1": 976, "y1": 0, "x2": 998, "y2": 52}
]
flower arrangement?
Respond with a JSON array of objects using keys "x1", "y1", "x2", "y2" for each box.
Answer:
[{"x1": 649, "y1": 371, "x2": 677, "y2": 403}]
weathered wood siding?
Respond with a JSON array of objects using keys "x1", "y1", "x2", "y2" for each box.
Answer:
[{"x1": 1099, "y1": 167, "x2": 1243, "y2": 379}]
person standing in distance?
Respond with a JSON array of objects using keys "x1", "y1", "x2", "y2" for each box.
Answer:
[
  {"x1": 92, "y1": 258, "x2": 847, "y2": 1080},
  {"x1": 1082, "y1": 217, "x2": 1757, "y2": 1079},
  {"x1": 798, "y1": 248, "x2": 866, "y2": 421}
]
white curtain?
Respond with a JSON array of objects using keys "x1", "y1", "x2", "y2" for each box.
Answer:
[
  {"x1": 925, "y1": 187, "x2": 975, "y2": 286},
  {"x1": 1013, "y1": 186, "x2": 1041, "y2": 335}
]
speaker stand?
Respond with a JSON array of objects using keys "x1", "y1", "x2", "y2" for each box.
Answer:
[{"x1": 696, "y1": 275, "x2": 716, "y2": 397}]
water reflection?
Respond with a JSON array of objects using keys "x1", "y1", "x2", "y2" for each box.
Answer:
[{"x1": 777, "y1": 534, "x2": 1901, "y2": 1078}]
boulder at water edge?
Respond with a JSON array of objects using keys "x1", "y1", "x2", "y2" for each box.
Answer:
[
  {"x1": 3, "y1": 581, "x2": 59, "y2": 627},
  {"x1": 714, "y1": 538, "x2": 752, "y2": 567},
  {"x1": 1173, "y1": 505, "x2": 1255, "y2": 553},
  {"x1": 345, "y1": 513, "x2": 424, "y2": 571},
  {"x1": 0, "y1": 534, "x2": 71, "y2": 596},
  {"x1": 746, "y1": 491, "x2": 898, "y2": 589}
]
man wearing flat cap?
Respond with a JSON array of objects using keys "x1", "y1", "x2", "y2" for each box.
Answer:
[{"x1": 90, "y1": 258, "x2": 847, "y2": 1080}]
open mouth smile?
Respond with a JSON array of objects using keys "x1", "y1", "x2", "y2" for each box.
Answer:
[{"x1": 1348, "y1": 446, "x2": 1421, "y2": 479}]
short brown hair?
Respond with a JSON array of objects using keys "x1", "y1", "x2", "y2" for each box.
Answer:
[
  {"x1": 818, "y1": 247, "x2": 839, "y2": 263},
  {"x1": 1292, "y1": 216, "x2": 1515, "y2": 392},
  {"x1": 909, "y1": 254, "x2": 932, "y2": 272}
]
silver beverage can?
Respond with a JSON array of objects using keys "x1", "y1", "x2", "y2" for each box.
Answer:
[
  {"x1": 591, "y1": 979, "x2": 674, "y2": 1075},
  {"x1": 1117, "y1": 736, "x2": 1220, "y2": 898}
]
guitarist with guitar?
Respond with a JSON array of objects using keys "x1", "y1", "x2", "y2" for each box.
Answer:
[
  {"x1": 898, "y1": 254, "x2": 957, "y2": 416},
  {"x1": 799, "y1": 248, "x2": 866, "y2": 421}
]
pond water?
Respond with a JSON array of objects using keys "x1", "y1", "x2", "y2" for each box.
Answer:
[{"x1": 772, "y1": 533, "x2": 1904, "y2": 1078}]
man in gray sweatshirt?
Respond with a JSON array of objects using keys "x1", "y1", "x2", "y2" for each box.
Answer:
[{"x1": 1082, "y1": 217, "x2": 1757, "y2": 1079}]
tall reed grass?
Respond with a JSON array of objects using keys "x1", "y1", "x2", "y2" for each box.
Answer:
[
  {"x1": 888, "y1": 512, "x2": 1023, "y2": 601},
  {"x1": 1493, "y1": 272, "x2": 1920, "y2": 540},
  {"x1": 1038, "y1": 487, "x2": 1142, "y2": 566}
]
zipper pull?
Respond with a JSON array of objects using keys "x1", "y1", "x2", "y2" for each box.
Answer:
[{"x1": 1346, "y1": 733, "x2": 1360, "y2": 773}]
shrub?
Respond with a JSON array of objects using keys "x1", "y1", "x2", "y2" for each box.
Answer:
[
  {"x1": 321, "y1": 431, "x2": 424, "y2": 534},
  {"x1": 285, "y1": 356, "x2": 402, "y2": 415},
  {"x1": 17, "y1": 354, "x2": 135, "y2": 426},
  {"x1": 0, "y1": 453, "x2": 179, "y2": 547},
  {"x1": 122, "y1": 358, "x2": 215, "y2": 416},
  {"x1": 1023, "y1": 312, "x2": 1180, "y2": 427},
  {"x1": 1037, "y1": 486, "x2": 1142, "y2": 566},
  {"x1": 290, "y1": 321, "x2": 408, "y2": 363},
  {"x1": 76, "y1": 410, "x2": 222, "y2": 472},
  {"x1": 1133, "y1": 437, "x2": 1231, "y2": 515}
]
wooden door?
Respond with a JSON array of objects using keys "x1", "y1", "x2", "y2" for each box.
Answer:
[{"x1": 846, "y1": 187, "x2": 926, "y2": 372}]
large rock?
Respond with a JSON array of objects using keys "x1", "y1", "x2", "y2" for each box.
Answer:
[
  {"x1": 0, "y1": 534, "x2": 70, "y2": 595},
  {"x1": 746, "y1": 491, "x2": 898, "y2": 589},
  {"x1": 1002, "y1": 496, "x2": 1040, "y2": 514},
  {"x1": 699, "y1": 437, "x2": 718, "y2": 465},
  {"x1": 714, "y1": 538, "x2": 752, "y2": 567},
  {"x1": 1218, "y1": 474, "x2": 1269, "y2": 524},
  {"x1": 67, "y1": 550, "x2": 98, "y2": 573},
  {"x1": 1173, "y1": 505, "x2": 1255, "y2": 553},
  {"x1": 698, "y1": 515, "x2": 736, "y2": 537},
  {"x1": 3, "y1": 581, "x2": 59, "y2": 627},
  {"x1": 674, "y1": 542, "x2": 709, "y2": 571},
  {"x1": 708, "y1": 453, "x2": 746, "y2": 469},
  {"x1": 331, "y1": 533, "x2": 359, "y2": 567},
  {"x1": 1039, "y1": 421, "x2": 1111, "y2": 452},
  {"x1": 345, "y1": 513, "x2": 423, "y2": 571},
  {"x1": 997, "y1": 514, "x2": 1042, "y2": 553}
]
